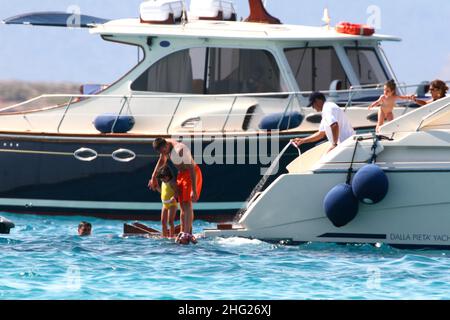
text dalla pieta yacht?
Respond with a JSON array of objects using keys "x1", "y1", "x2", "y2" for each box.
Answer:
[{"x1": 0, "y1": 0, "x2": 423, "y2": 220}]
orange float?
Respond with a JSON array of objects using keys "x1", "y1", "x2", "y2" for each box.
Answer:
[{"x1": 336, "y1": 22, "x2": 375, "y2": 36}]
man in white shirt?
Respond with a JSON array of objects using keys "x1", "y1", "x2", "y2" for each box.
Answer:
[{"x1": 294, "y1": 92, "x2": 355, "y2": 152}]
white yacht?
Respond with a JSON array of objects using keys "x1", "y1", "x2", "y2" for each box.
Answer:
[
  {"x1": 205, "y1": 96, "x2": 450, "y2": 249},
  {"x1": 0, "y1": 0, "x2": 427, "y2": 220}
]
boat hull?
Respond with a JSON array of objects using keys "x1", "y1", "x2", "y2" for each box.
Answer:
[
  {"x1": 204, "y1": 170, "x2": 450, "y2": 249},
  {"x1": 0, "y1": 132, "x2": 304, "y2": 221}
]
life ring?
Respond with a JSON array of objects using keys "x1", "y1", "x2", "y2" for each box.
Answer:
[{"x1": 336, "y1": 22, "x2": 375, "y2": 36}]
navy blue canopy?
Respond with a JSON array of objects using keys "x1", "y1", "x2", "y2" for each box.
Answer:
[{"x1": 2, "y1": 12, "x2": 109, "y2": 28}]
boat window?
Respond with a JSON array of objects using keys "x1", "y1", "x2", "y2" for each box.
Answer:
[
  {"x1": 207, "y1": 48, "x2": 286, "y2": 94},
  {"x1": 345, "y1": 47, "x2": 388, "y2": 86},
  {"x1": 131, "y1": 48, "x2": 206, "y2": 94},
  {"x1": 284, "y1": 47, "x2": 350, "y2": 92},
  {"x1": 131, "y1": 48, "x2": 286, "y2": 94}
]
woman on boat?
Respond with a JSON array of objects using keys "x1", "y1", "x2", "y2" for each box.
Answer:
[{"x1": 413, "y1": 79, "x2": 449, "y2": 105}]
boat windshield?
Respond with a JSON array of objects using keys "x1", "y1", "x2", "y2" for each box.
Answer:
[
  {"x1": 285, "y1": 46, "x2": 390, "y2": 92},
  {"x1": 284, "y1": 46, "x2": 351, "y2": 93},
  {"x1": 131, "y1": 47, "x2": 288, "y2": 94},
  {"x1": 345, "y1": 47, "x2": 388, "y2": 86}
]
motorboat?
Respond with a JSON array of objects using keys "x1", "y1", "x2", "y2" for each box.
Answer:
[
  {"x1": 0, "y1": 0, "x2": 430, "y2": 220},
  {"x1": 205, "y1": 96, "x2": 450, "y2": 249}
]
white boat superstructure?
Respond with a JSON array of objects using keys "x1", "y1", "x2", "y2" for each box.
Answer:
[
  {"x1": 204, "y1": 97, "x2": 450, "y2": 248},
  {"x1": 1, "y1": 0, "x2": 423, "y2": 137}
]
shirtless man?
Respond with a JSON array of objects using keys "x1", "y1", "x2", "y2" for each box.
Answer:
[{"x1": 149, "y1": 138, "x2": 202, "y2": 244}]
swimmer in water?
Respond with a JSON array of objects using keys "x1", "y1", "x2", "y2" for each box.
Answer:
[{"x1": 78, "y1": 221, "x2": 92, "y2": 236}]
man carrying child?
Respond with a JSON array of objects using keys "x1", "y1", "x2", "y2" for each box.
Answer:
[{"x1": 149, "y1": 138, "x2": 203, "y2": 245}]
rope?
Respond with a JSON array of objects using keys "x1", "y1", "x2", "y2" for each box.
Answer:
[
  {"x1": 369, "y1": 134, "x2": 394, "y2": 164},
  {"x1": 346, "y1": 137, "x2": 362, "y2": 185},
  {"x1": 369, "y1": 134, "x2": 379, "y2": 164}
]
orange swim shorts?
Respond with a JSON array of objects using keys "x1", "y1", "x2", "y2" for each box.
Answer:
[{"x1": 176, "y1": 165, "x2": 203, "y2": 203}]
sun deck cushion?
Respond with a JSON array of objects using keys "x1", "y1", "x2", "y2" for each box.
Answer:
[{"x1": 94, "y1": 114, "x2": 135, "y2": 134}]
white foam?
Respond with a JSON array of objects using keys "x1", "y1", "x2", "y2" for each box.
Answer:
[{"x1": 215, "y1": 236, "x2": 263, "y2": 246}]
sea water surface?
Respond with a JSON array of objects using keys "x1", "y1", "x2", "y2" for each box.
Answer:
[{"x1": 1, "y1": 212, "x2": 450, "y2": 300}]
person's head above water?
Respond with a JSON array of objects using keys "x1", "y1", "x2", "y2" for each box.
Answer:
[
  {"x1": 429, "y1": 79, "x2": 448, "y2": 100},
  {"x1": 307, "y1": 92, "x2": 326, "y2": 111},
  {"x1": 78, "y1": 221, "x2": 92, "y2": 236},
  {"x1": 153, "y1": 138, "x2": 172, "y2": 155},
  {"x1": 157, "y1": 166, "x2": 174, "y2": 183},
  {"x1": 384, "y1": 79, "x2": 397, "y2": 96}
]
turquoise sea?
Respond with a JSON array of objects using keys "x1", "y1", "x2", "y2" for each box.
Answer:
[{"x1": 1, "y1": 212, "x2": 450, "y2": 300}]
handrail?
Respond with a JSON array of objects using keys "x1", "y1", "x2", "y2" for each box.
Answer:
[
  {"x1": 56, "y1": 96, "x2": 74, "y2": 133},
  {"x1": 222, "y1": 96, "x2": 238, "y2": 133},
  {"x1": 166, "y1": 97, "x2": 183, "y2": 134},
  {"x1": 1, "y1": 81, "x2": 436, "y2": 109},
  {"x1": 111, "y1": 96, "x2": 130, "y2": 133},
  {"x1": 1, "y1": 82, "x2": 445, "y2": 125},
  {"x1": 278, "y1": 94, "x2": 295, "y2": 129}
]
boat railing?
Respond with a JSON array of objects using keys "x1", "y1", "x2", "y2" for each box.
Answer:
[
  {"x1": 0, "y1": 82, "x2": 436, "y2": 134},
  {"x1": 343, "y1": 81, "x2": 437, "y2": 112}
]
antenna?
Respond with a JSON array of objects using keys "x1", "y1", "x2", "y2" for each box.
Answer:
[
  {"x1": 181, "y1": 0, "x2": 188, "y2": 25},
  {"x1": 322, "y1": 7, "x2": 331, "y2": 30}
]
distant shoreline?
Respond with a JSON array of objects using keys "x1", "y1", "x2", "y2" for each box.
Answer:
[{"x1": 0, "y1": 80, "x2": 81, "y2": 108}]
